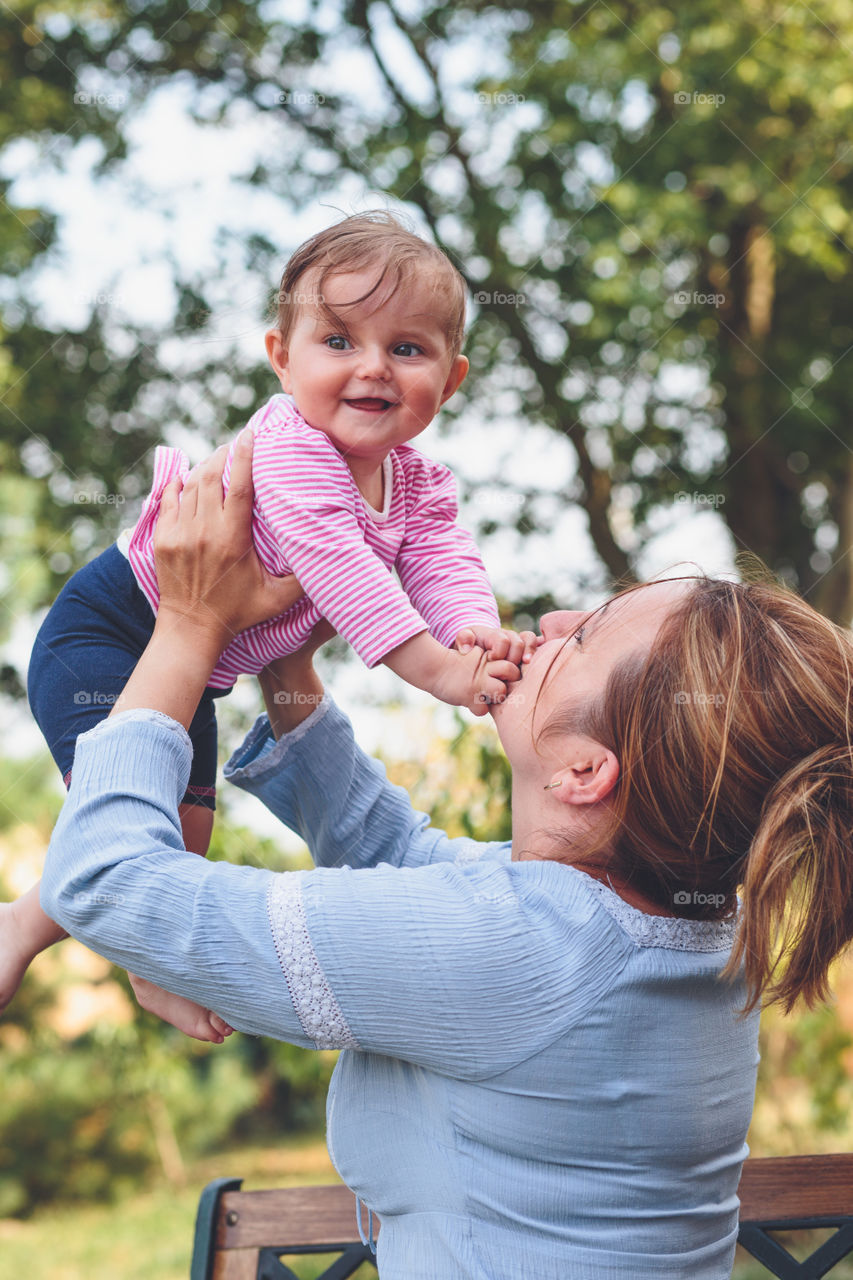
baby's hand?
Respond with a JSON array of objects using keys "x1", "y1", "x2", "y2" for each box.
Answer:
[
  {"x1": 463, "y1": 648, "x2": 522, "y2": 717},
  {"x1": 455, "y1": 625, "x2": 541, "y2": 665}
]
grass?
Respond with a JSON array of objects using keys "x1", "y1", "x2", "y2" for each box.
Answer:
[{"x1": 0, "y1": 1135, "x2": 345, "y2": 1280}]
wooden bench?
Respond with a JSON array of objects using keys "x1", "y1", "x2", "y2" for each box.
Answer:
[
  {"x1": 190, "y1": 1179, "x2": 378, "y2": 1279},
  {"x1": 737, "y1": 1154, "x2": 853, "y2": 1277},
  {"x1": 190, "y1": 1154, "x2": 853, "y2": 1279}
]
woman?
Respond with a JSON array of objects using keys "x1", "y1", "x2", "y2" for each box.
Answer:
[{"x1": 41, "y1": 435, "x2": 853, "y2": 1279}]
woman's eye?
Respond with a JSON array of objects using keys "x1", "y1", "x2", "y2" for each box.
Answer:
[
  {"x1": 325, "y1": 335, "x2": 351, "y2": 350},
  {"x1": 394, "y1": 342, "x2": 421, "y2": 357}
]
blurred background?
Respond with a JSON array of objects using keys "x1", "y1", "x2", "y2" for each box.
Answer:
[{"x1": 2, "y1": 1, "x2": 853, "y2": 1276}]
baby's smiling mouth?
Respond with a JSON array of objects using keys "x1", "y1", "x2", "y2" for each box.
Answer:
[{"x1": 345, "y1": 397, "x2": 396, "y2": 412}]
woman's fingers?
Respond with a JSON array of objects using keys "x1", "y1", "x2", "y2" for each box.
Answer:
[
  {"x1": 191, "y1": 444, "x2": 230, "y2": 521},
  {"x1": 156, "y1": 477, "x2": 184, "y2": 534},
  {"x1": 223, "y1": 429, "x2": 254, "y2": 525}
]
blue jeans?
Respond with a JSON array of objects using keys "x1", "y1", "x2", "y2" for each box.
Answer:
[{"x1": 27, "y1": 544, "x2": 228, "y2": 808}]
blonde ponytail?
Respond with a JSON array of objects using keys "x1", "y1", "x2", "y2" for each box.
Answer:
[{"x1": 727, "y1": 743, "x2": 853, "y2": 1012}]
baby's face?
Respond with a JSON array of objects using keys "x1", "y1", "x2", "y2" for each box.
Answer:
[{"x1": 266, "y1": 267, "x2": 468, "y2": 469}]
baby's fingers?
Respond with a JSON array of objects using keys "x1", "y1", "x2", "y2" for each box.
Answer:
[
  {"x1": 485, "y1": 631, "x2": 512, "y2": 661},
  {"x1": 486, "y1": 657, "x2": 523, "y2": 687},
  {"x1": 492, "y1": 631, "x2": 526, "y2": 665}
]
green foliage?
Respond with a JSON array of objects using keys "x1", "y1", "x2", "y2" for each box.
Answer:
[
  {"x1": 0, "y1": 973, "x2": 333, "y2": 1218},
  {"x1": 383, "y1": 712, "x2": 512, "y2": 843},
  {"x1": 0, "y1": 753, "x2": 61, "y2": 834},
  {"x1": 0, "y1": 768, "x2": 333, "y2": 1218},
  {"x1": 789, "y1": 1004, "x2": 853, "y2": 1132},
  {"x1": 3, "y1": 0, "x2": 853, "y2": 630}
]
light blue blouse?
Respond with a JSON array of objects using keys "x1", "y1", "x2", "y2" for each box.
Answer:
[{"x1": 41, "y1": 698, "x2": 759, "y2": 1279}]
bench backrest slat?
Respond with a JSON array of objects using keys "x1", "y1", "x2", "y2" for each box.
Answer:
[
  {"x1": 737, "y1": 1155, "x2": 853, "y2": 1223},
  {"x1": 215, "y1": 1185, "x2": 376, "y2": 1250}
]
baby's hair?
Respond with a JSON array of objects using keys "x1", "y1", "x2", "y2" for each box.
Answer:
[{"x1": 274, "y1": 210, "x2": 467, "y2": 358}]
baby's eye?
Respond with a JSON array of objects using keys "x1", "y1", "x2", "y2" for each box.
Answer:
[
  {"x1": 393, "y1": 341, "x2": 422, "y2": 358},
  {"x1": 325, "y1": 335, "x2": 351, "y2": 350},
  {"x1": 573, "y1": 625, "x2": 586, "y2": 647}
]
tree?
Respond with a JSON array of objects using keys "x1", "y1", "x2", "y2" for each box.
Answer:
[{"x1": 2, "y1": 0, "x2": 853, "y2": 620}]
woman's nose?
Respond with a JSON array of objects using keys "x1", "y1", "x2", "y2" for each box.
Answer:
[{"x1": 539, "y1": 610, "x2": 586, "y2": 641}]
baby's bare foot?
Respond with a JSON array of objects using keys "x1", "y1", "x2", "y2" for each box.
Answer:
[
  {"x1": 128, "y1": 973, "x2": 234, "y2": 1043},
  {"x1": 0, "y1": 901, "x2": 33, "y2": 1015}
]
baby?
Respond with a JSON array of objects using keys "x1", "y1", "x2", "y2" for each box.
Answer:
[{"x1": 5, "y1": 211, "x2": 531, "y2": 1041}]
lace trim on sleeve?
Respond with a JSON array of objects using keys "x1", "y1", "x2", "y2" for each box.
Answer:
[{"x1": 267, "y1": 874, "x2": 360, "y2": 1049}]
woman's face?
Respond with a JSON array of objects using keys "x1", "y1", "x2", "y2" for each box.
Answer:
[{"x1": 491, "y1": 581, "x2": 690, "y2": 777}]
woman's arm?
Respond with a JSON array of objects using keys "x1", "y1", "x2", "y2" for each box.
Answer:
[
  {"x1": 226, "y1": 642, "x2": 511, "y2": 873},
  {"x1": 40, "y1": 709, "x2": 318, "y2": 1044}
]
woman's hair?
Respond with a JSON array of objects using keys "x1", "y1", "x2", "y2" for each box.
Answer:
[
  {"x1": 540, "y1": 574, "x2": 853, "y2": 1013},
  {"x1": 273, "y1": 210, "x2": 467, "y2": 358}
]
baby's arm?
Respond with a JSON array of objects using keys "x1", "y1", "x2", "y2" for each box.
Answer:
[{"x1": 383, "y1": 630, "x2": 520, "y2": 715}]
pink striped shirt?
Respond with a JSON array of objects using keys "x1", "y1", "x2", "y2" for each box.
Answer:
[{"x1": 128, "y1": 395, "x2": 499, "y2": 689}]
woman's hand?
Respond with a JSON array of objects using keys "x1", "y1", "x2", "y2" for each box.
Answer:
[
  {"x1": 110, "y1": 431, "x2": 301, "y2": 730},
  {"x1": 154, "y1": 430, "x2": 302, "y2": 645}
]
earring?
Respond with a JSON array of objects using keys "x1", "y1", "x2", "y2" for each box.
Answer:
[{"x1": 543, "y1": 780, "x2": 561, "y2": 791}]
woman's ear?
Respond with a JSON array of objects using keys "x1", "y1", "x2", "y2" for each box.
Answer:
[
  {"x1": 265, "y1": 329, "x2": 292, "y2": 391},
  {"x1": 546, "y1": 742, "x2": 619, "y2": 806}
]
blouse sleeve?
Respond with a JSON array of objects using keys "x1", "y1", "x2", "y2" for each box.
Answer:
[
  {"x1": 224, "y1": 697, "x2": 511, "y2": 872},
  {"x1": 40, "y1": 711, "x2": 626, "y2": 1075},
  {"x1": 39, "y1": 712, "x2": 317, "y2": 1046},
  {"x1": 266, "y1": 854, "x2": 627, "y2": 1076}
]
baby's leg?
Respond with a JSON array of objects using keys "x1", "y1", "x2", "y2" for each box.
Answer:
[{"x1": 0, "y1": 882, "x2": 66, "y2": 1014}]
